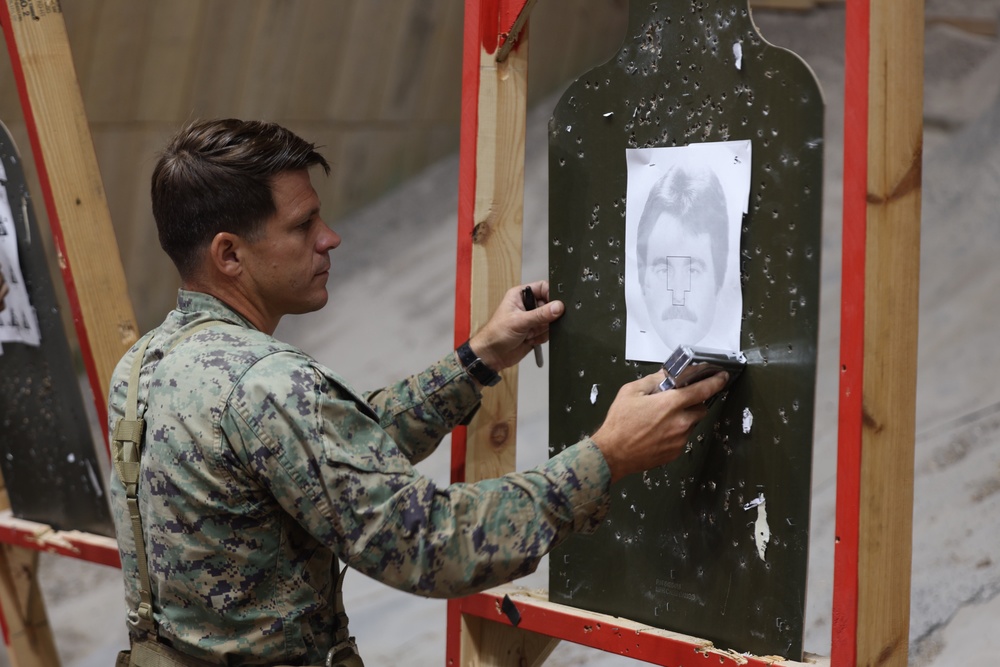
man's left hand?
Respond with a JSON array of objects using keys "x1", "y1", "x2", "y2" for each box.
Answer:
[{"x1": 468, "y1": 281, "x2": 564, "y2": 372}]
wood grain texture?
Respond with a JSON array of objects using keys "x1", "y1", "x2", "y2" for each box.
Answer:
[
  {"x1": 2, "y1": 1, "x2": 139, "y2": 418},
  {"x1": 465, "y1": 36, "x2": 529, "y2": 485},
  {"x1": 454, "y1": 3, "x2": 532, "y2": 663},
  {"x1": 856, "y1": 1, "x2": 923, "y2": 666},
  {"x1": 460, "y1": 587, "x2": 831, "y2": 667},
  {"x1": 460, "y1": 613, "x2": 559, "y2": 667},
  {"x1": 0, "y1": 545, "x2": 59, "y2": 667}
]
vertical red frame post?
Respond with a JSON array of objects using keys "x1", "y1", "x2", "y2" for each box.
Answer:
[
  {"x1": 831, "y1": 1, "x2": 870, "y2": 663},
  {"x1": 833, "y1": 2, "x2": 924, "y2": 666},
  {"x1": 0, "y1": 8, "x2": 137, "y2": 666},
  {"x1": 0, "y1": 3, "x2": 138, "y2": 439},
  {"x1": 449, "y1": 0, "x2": 534, "y2": 664}
]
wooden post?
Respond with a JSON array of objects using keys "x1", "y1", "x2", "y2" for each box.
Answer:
[
  {"x1": 0, "y1": 0, "x2": 138, "y2": 433},
  {"x1": 833, "y1": 1, "x2": 923, "y2": 666},
  {"x1": 0, "y1": 544, "x2": 59, "y2": 667},
  {"x1": 460, "y1": 614, "x2": 558, "y2": 667},
  {"x1": 449, "y1": 1, "x2": 560, "y2": 664},
  {"x1": 465, "y1": 16, "x2": 526, "y2": 483},
  {"x1": 454, "y1": 0, "x2": 531, "y2": 484},
  {"x1": 0, "y1": 5, "x2": 136, "y2": 666}
]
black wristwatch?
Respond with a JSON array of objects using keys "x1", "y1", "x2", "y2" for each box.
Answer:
[{"x1": 456, "y1": 340, "x2": 501, "y2": 387}]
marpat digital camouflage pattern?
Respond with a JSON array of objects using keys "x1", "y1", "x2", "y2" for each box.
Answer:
[{"x1": 108, "y1": 290, "x2": 612, "y2": 665}]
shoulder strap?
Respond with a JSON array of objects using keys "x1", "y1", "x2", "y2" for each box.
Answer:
[
  {"x1": 111, "y1": 321, "x2": 222, "y2": 636},
  {"x1": 327, "y1": 563, "x2": 364, "y2": 666}
]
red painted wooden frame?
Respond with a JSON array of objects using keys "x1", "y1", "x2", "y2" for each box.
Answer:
[
  {"x1": 0, "y1": 0, "x2": 871, "y2": 663},
  {"x1": 449, "y1": 0, "x2": 870, "y2": 665},
  {"x1": 447, "y1": 0, "x2": 491, "y2": 659},
  {"x1": 0, "y1": 512, "x2": 120, "y2": 569},
  {"x1": 456, "y1": 588, "x2": 819, "y2": 666},
  {"x1": 0, "y1": 3, "x2": 109, "y2": 439},
  {"x1": 831, "y1": 2, "x2": 869, "y2": 666}
]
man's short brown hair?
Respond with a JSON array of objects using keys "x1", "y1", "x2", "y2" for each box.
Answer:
[{"x1": 151, "y1": 119, "x2": 330, "y2": 278}]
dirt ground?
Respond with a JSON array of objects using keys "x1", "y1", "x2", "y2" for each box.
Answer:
[{"x1": 6, "y1": 4, "x2": 1000, "y2": 666}]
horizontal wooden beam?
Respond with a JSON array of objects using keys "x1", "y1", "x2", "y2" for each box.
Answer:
[
  {"x1": 458, "y1": 587, "x2": 829, "y2": 666},
  {"x1": 926, "y1": 15, "x2": 998, "y2": 37},
  {"x1": 0, "y1": 511, "x2": 120, "y2": 569},
  {"x1": 751, "y1": 0, "x2": 1000, "y2": 37}
]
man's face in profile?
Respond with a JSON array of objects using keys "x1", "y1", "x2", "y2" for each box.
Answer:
[{"x1": 641, "y1": 211, "x2": 718, "y2": 351}]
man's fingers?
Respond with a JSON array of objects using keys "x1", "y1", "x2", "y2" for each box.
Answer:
[
  {"x1": 524, "y1": 280, "x2": 550, "y2": 305},
  {"x1": 630, "y1": 372, "x2": 665, "y2": 395},
  {"x1": 536, "y1": 300, "x2": 563, "y2": 323},
  {"x1": 674, "y1": 372, "x2": 729, "y2": 406}
]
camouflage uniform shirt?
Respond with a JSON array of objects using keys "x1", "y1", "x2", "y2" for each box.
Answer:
[{"x1": 108, "y1": 290, "x2": 612, "y2": 665}]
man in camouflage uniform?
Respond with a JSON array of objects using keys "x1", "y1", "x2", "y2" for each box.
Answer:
[{"x1": 108, "y1": 119, "x2": 727, "y2": 666}]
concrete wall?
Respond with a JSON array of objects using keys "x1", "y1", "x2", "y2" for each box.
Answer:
[{"x1": 0, "y1": 0, "x2": 629, "y2": 330}]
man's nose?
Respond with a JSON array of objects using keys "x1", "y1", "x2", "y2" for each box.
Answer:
[{"x1": 320, "y1": 224, "x2": 341, "y2": 251}]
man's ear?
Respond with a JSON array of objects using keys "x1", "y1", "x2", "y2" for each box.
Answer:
[{"x1": 209, "y1": 232, "x2": 243, "y2": 277}]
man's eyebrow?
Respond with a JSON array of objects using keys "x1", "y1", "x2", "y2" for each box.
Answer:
[{"x1": 297, "y1": 205, "x2": 321, "y2": 222}]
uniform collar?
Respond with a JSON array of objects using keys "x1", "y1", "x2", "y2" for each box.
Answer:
[{"x1": 175, "y1": 289, "x2": 258, "y2": 331}]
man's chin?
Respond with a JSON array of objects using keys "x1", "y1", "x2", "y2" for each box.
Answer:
[
  {"x1": 311, "y1": 292, "x2": 330, "y2": 311},
  {"x1": 292, "y1": 291, "x2": 329, "y2": 315}
]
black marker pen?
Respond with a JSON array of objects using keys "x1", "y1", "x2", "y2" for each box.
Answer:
[{"x1": 520, "y1": 286, "x2": 544, "y2": 368}]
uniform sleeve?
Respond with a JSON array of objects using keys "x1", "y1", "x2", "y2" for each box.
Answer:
[
  {"x1": 362, "y1": 351, "x2": 482, "y2": 464},
  {"x1": 225, "y1": 351, "x2": 612, "y2": 598}
]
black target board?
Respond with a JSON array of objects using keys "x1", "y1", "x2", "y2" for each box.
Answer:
[
  {"x1": 548, "y1": 1, "x2": 823, "y2": 658},
  {"x1": 0, "y1": 121, "x2": 113, "y2": 537}
]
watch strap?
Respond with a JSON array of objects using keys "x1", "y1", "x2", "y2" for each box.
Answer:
[{"x1": 457, "y1": 340, "x2": 501, "y2": 387}]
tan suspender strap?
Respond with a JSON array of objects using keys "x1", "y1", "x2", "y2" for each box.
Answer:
[
  {"x1": 112, "y1": 333, "x2": 154, "y2": 631},
  {"x1": 111, "y1": 321, "x2": 223, "y2": 637},
  {"x1": 326, "y1": 563, "x2": 364, "y2": 666},
  {"x1": 334, "y1": 563, "x2": 350, "y2": 643}
]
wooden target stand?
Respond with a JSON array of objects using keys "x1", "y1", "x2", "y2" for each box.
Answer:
[
  {"x1": 448, "y1": 2, "x2": 921, "y2": 667},
  {"x1": 0, "y1": 1, "x2": 921, "y2": 666},
  {"x1": 0, "y1": 3, "x2": 128, "y2": 666}
]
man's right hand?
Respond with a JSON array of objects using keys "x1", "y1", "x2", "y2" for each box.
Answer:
[{"x1": 590, "y1": 371, "x2": 729, "y2": 483}]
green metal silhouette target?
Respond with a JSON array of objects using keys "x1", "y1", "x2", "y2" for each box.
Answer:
[
  {"x1": 0, "y1": 122, "x2": 113, "y2": 537},
  {"x1": 548, "y1": 1, "x2": 823, "y2": 658}
]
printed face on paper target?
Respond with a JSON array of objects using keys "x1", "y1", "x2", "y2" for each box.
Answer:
[{"x1": 640, "y1": 212, "x2": 719, "y2": 351}]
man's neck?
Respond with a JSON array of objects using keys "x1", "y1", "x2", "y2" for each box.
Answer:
[{"x1": 181, "y1": 279, "x2": 277, "y2": 334}]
